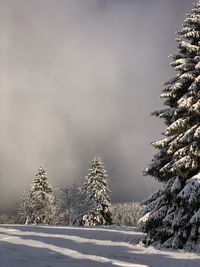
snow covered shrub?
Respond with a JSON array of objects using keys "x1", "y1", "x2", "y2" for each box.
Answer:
[
  {"x1": 18, "y1": 189, "x2": 35, "y2": 224},
  {"x1": 142, "y1": 1, "x2": 200, "y2": 251},
  {"x1": 52, "y1": 187, "x2": 71, "y2": 225},
  {"x1": 56, "y1": 184, "x2": 95, "y2": 226},
  {"x1": 0, "y1": 210, "x2": 20, "y2": 224},
  {"x1": 0, "y1": 214, "x2": 9, "y2": 224},
  {"x1": 111, "y1": 202, "x2": 141, "y2": 227}
]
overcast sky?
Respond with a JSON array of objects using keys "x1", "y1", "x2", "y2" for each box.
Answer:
[{"x1": 0, "y1": 0, "x2": 194, "y2": 206}]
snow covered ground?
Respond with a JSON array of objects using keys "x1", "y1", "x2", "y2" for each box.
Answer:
[{"x1": 0, "y1": 224, "x2": 200, "y2": 267}]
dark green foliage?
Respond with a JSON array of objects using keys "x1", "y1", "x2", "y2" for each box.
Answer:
[{"x1": 142, "y1": 1, "x2": 200, "y2": 251}]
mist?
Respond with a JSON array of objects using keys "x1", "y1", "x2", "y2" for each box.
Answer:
[{"x1": 0, "y1": 0, "x2": 193, "y2": 207}]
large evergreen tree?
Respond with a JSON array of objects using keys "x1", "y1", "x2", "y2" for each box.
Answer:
[
  {"x1": 141, "y1": 1, "x2": 200, "y2": 251},
  {"x1": 81, "y1": 157, "x2": 112, "y2": 226}
]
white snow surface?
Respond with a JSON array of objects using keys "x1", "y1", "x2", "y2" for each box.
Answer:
[{"x1": 0, "y1": 224, "x2": 200, "y2": 267}]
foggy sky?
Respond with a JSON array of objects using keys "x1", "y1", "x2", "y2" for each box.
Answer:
[{"x1": 0, "y1": 0, "x2": 194, "y2": 206}]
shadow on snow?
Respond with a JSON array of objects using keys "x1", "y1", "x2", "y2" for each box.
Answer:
[{"x1": 0, "y1": 225, "x2": 199, "y2": 267}]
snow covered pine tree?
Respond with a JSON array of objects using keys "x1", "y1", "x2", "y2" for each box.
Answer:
[
  {"x1": 30, "y1": 165, "x2": 55, "y2": 225},
  {"x1": 81, "y1": 157, "x2": 112, "y2": 226},
  {"x1": 141, "y1": 1, "x2": 200, "y2": 251}
]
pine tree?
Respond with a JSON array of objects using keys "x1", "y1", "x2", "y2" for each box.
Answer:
[
  {"x1": 142, "y1": 1, "x2": 200, "y2": 251},
  {"x1": 30, "y1": 165, "x2": 55, "y2": 224},
  {"x1": 81, "y1": 157, "x2": 112, "y2": 226}
]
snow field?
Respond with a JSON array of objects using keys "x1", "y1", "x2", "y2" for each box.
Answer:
[{"x1": 0, "y1": 225, "x2": 200, "y2": 267}]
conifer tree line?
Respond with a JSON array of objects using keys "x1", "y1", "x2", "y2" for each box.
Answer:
[
  {"x1": 141, "y1": 0, "x2": 200, "y2": 251},
  {"x1": 0, "y1": 158, "x2": 141, "y2": 227},
  {"x1": 18, "y1": 157, "x2": 113, "y2": 226}
]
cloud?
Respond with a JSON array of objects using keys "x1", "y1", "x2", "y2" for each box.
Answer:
[{"x1": 0, "y1": 0, "x2": 193, "y2": 206}]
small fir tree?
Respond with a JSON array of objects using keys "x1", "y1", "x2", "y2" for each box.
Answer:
[
  {"x1": 142, "y1": 1, "x2": 200, "y2": 251},
  {"x1": 30, "y1": 165, "x2": 55, "y2": 224},
  {"x1": 81, "y1": 157, "x2": 112, "y2": 226}
]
